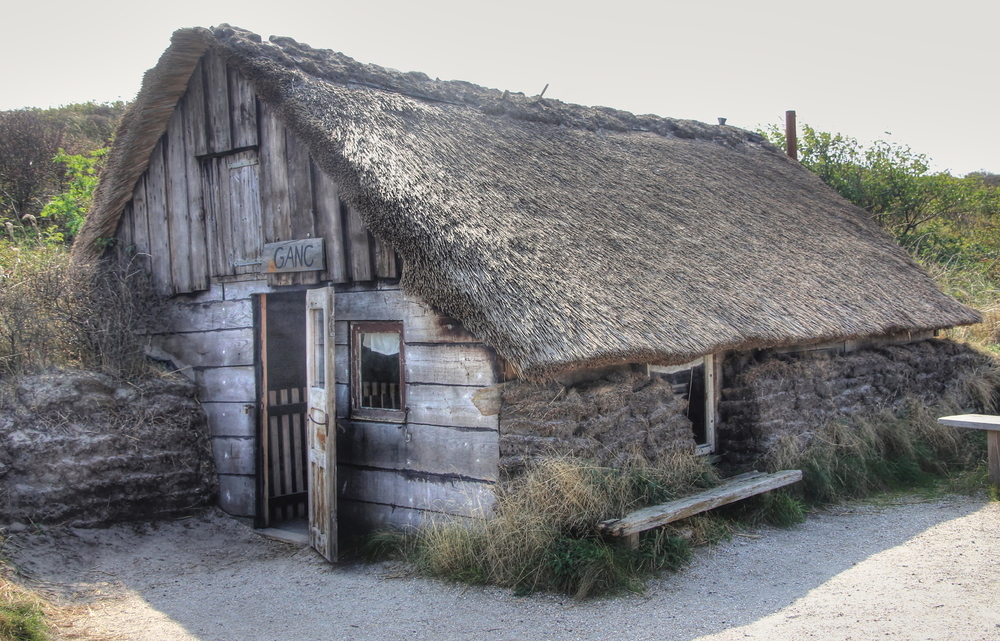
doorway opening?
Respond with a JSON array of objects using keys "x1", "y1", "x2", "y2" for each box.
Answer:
[
  {"x1": 257, "y1": 291, "x2": 309, "y2": 533},
  {"x1": 648, "y1": 355, "x2": 717, "y2": 455}
]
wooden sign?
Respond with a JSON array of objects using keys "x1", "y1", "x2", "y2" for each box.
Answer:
[{"x1": 262, "y1": 239, "x2": 326, "y2": 273}]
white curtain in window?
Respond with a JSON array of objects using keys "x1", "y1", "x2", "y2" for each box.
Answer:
[{"x1": 362, "y1": 332, "x2": 400, "y2": 355}]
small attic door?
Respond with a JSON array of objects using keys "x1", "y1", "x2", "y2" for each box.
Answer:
[{"x1": 202, "y1": 149, "x2": 264, "y2": 276}]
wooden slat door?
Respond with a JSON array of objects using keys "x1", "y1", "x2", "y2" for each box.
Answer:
[{"x1": 306, "y1": 286, "x2": 337, "y2": 562}]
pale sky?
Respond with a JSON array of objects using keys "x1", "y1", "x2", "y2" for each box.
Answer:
[{"x1": 3, "y1": 0, "x2": 997, "y2": 175}]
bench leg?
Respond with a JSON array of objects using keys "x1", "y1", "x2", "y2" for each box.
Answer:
[
  {"x1": 626, "y1": 533, "x2": 639, "y2": 549},
  {"x1": 989, "y1": 430, "x2": 1000, "y2": 487}
]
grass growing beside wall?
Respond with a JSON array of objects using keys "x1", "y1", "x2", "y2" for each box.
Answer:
[
  {"x1": 365, "y1": 454, "x2": 803, "y2": 599},
  {"x1": 0, "y1": 581, "x2": 48, "y2": 641},
  {"x1": 764, "y1": 393, "x2": 995, "y2": 504}
]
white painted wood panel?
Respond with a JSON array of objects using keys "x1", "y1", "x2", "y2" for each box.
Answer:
[
  {"x1": 159, "y1": 299, "x2": 253, "y2": 333},
  {"x1": 217, "y1": 474, "x2": 255, "y2": 517},
  {"x1": 212, "y1": 437, "x2": 256, "y2": 475},
  {"x1": 149, "y1": 329, "x2": 254, "y2": 368},
  {"x1": 203, "y1": 402, "x2": 256, "y2": 438},
  {"x1": 406, "y1": 383, "x2": 500, "y2": 430}
]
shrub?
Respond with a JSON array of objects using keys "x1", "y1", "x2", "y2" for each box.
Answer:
[{"x1": 0, "y1": 242, "x2": 160, "y2": 379}]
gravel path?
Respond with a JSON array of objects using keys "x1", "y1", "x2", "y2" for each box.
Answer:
[{"x1": 7, "y1": 495, "x2": 999, "y2": 641}]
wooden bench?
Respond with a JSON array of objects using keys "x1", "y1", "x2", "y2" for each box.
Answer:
[
  {"x1": 937, "y1": 414, "x2": 1000, "y2": 485},
  {"x1": 598, "y1": 470, "x2": 803, "y2": 547}
]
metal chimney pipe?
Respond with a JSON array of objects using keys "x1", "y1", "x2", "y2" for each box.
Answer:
[{"x1": 785, "y1": 110, "x2": 798, "y2": 160}]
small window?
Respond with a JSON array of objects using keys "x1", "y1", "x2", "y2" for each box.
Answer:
[{"x1": 350, "y1": 322, "x2": 405, "y2": 421}]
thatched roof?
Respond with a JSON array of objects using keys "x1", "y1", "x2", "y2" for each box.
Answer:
[{"x1": 75, "y1": 25, "x2": 980, "y2": 380}]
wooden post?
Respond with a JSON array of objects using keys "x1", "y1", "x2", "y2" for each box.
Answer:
[
  {"x1": 990, "y1": 431, "x2": 1000, "y2": 486},
  {"x1": 785, "y1": 110, "x2": 797, "y2": 160}
]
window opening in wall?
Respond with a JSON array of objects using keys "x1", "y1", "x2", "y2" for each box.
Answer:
[
  {"x1": 311, "y1": 308, "x2": 325, "y2": 388},
  {"x1": 351, "y1": 322, "x2": 405, "y2": 421},
  {"x1": 648, "y1": 356, "x2": 716, "y2": 455}
]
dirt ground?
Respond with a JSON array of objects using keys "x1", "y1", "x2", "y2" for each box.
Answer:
[{"x1": 5, "y1": 495, "x2": 999, "y2": 641}]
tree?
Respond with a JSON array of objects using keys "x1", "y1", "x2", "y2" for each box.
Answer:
[
  {"x1": 761, "y1": 124, "x2": 999, "y2": 253},
  {"x1": 0, "y1": 109, "x2": 64, "y2": 223},
  {"x1": 38, "y1": 148, "x2": 108, "y2": 243}
]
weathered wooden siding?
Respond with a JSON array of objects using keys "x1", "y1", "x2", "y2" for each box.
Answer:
[
  {"x1": 149, "y1": 281, "x2": 500, "y2": 523},
  {"x1": 112, "y1": 48, "x2": 399, "y2": 294},
  {"x1": 333, "y1": 286, "x2": 499, "y2": 532},
  {"x1": 112, "y1": 48, "x2": 496, "y2": 525}
]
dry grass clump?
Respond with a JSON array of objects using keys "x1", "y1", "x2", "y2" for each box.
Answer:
[
  {"x1": 0, "y1": 242, "x2": 159, "y2": 379},
  {"x1": 928, "y1": 261, "x2": 1000, "y2": 352},
  {"x1": 370, "y1": 453, "x2": 721, "y2": 598},
  {"x1": 764, "y1": 394, "x2": 988, "y2": 503}
]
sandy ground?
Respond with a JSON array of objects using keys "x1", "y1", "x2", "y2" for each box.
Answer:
[{"x1": 4, "y1": 495, "x2": 999, "y2": 641}]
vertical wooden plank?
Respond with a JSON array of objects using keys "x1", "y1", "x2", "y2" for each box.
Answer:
[
  {"x1": 269, "y1": 417, "x2": 281, "y2": 494},
  {"x1": 371, "y1": 234, "x2": 398, "y2": 279},
  {"x1": 130, "y1": 176, "x2": 151, "y2": 275},
  {"x1": 285, "y1": 130, "x2": 315, "y2": 240},
  {"x1": 268, "y1": 390, "x2": 280, "y2": 514},
  {"x1": 145, "y1": 139, "x2": 173, "y2": 296},
  {"x1": 201, "y1": 158, "x2": 227, "y2": 277},
  {"x1": 311, "y1": 160, "x2": 347, "y2": 283},
  {"x1": 130, "y1": 180, "x2": 148, "y2": 250},
  {"x1": 203, "y1": 49, "x2": 232, "y2": 154},
  {"x1": 185, "y1": 59, "x2": 209, "y2": 157},
  {"x1": 181, "y1": 90, "x2": 209, "y2": 291},
  {"x1": 258, "y1": 100, "x2": 292, "y2": 244},
  {"x1": 228, "y1": 66, "x2": 258, "y2": 148},
  {"x1": 290, "y1": 388, "x2": 304, "y2": 493},
  {"x1": 345, "y1": 204, "x2": 372, "y2": 282},
  {"x1": 280, "y1": 389, "x2": 294, "y2": 498},
  {"x1": 165, "y1": 105, "x2": 192, "y2": 294},
  {"x1": 259, "y1": 294, "x2": 270, "y2": 527},
  {"x1": 115, "y1": 201, "x2": 134, "y2": 257}
]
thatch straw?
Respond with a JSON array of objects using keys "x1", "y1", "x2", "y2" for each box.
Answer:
[{"x1": 75, "y1": 25, "x2": 980, "y2": 380}]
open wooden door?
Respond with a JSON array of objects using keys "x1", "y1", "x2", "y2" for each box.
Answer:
[{"x1": 306, "y1": 286, "x2": 337, "y2": 561}]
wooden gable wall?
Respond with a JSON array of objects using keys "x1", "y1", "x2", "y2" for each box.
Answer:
[{"x1": 113, "y1": 48, "x2": 398, "y2": 296}]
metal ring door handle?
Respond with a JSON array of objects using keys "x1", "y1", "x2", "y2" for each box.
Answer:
[{"x1": 308, "y1": 407, "x2": 328, "y2": 426}]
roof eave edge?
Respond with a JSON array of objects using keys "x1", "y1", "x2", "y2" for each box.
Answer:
[{"x1": 73, "y1": 28, "x2": 213, "y2": 262}]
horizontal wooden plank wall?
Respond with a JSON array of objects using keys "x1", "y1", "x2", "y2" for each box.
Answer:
[
  {"x1": 146, "y1": 279, "x2": 501, "y2": 525},
  {"x1": 143, "y1": 282, "x2": 260, "y2": 517},
  {"x1": 112, "y1": 48, "x2": 399, "y2": 295},
  {"x1": 333, "y1": 287, "x2": 500, "y2": 532}
]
